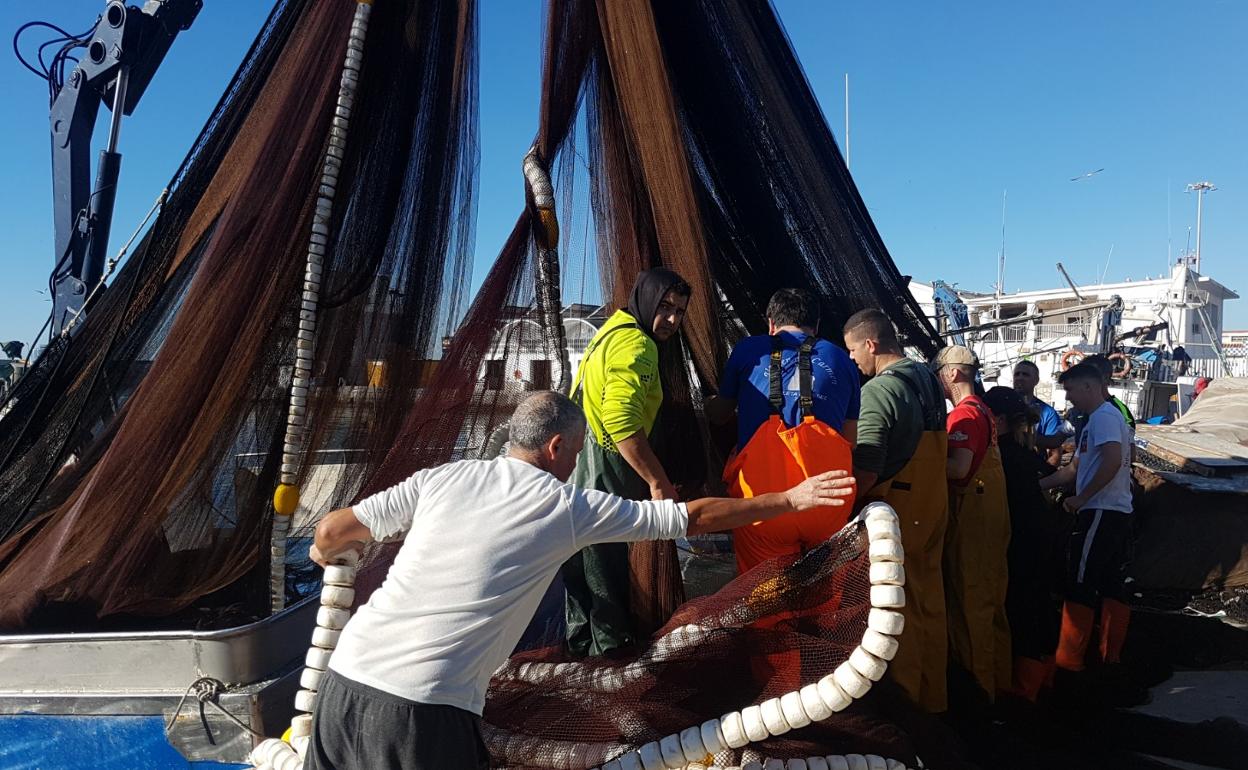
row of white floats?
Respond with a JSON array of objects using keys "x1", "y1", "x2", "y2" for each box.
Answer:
[
  {"x1": 249, "y1": 550, "x2": 360, "y2": 770},
  {"x1": 267, "y1": 0, "x2": 373, "y2": 615},
  {"x1": 689, "y1": 757, "x2": 903, "y2": 770}
]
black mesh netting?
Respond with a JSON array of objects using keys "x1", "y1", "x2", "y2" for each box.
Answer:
[{"x1": 0, "y1": 0, "x2": 478, "y2": 628}]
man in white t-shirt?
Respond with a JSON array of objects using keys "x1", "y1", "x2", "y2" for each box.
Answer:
[
  {"x1": 306, "y1": 391, "x2": 855, "y2": 769},
  {"x1": 1041, "y1": 363, "x2": 1135, "y2": 696}
]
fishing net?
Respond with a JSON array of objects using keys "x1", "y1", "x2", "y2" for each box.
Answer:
[
  {"x1": 483, "y1": 523, "x2": 918, "y2": 768},
  {"x1": 349, "y1": 0, "x2": 935, "y2": 764},
  {"x1": 351, "y1": 0, "x2": 938, "y2": 585},
  {"x1": 1, "y1": 0, "x2": 937, "y2": 762},
  {"x1": 0, "y1": 0, "x2": 479, "y2": 629}
]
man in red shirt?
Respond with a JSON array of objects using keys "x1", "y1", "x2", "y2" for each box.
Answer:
[{"x1": 934, "y1": 346, "x2": 1012, "y2": 702}]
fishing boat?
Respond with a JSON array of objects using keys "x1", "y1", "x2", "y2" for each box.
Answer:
[
  {"x1": 4, "y1": 1, "x2": 1246, "y2": 768},
  {"x1": 911, "y1": 261, "x2": 1244, "y2": 420}
]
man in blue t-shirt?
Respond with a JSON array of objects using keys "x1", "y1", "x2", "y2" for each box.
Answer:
[
  {"x1": 708, "y1": 288, "x2": 860, "y2": 576},
  {"x1": 1012, "y1": 359, "x2": 1069, "y2": 465},
  {"x1": 709, "y1": 288, "x2": 860, "y2": 450}
]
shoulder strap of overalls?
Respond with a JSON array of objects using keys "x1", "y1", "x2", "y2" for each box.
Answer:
[
  {"x1": 571, "y1": 321, "x2": 640, "y2": 405},
  {"x1": 769, "y1": 335, "x2": 815, "y2": 418},
  {"x1": 797, "y1": 338, "x2": 814, "y2": 417},
  {"x1": 963, "y1": 395, "x2": 997, "y2": 443}
]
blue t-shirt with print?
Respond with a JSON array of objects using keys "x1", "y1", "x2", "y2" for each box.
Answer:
[
  {"x1": 720, "y1": 331, "x2": 861, "y2": 451},
  {"x1": 1028, "y1": 397, "x2": 1067, "y2": 439}
]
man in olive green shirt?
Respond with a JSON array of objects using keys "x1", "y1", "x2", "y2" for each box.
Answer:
[
  {"x1": 844, "y1": 309, "x2": 951, "y2": 712},
  {"x1": 851, "y1": 358, "x2": 946, "y2": 491}
]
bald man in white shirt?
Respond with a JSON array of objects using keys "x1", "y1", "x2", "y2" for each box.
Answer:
[{"x1": 307, "y1": 391, "x2": 855, "y2": 770}]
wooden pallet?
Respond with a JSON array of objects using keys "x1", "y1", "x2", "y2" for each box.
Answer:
[{"x1": 1134, "y1": 425, "x2": 1248, "y2": 478}]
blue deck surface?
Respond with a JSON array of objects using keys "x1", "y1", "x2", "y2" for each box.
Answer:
[{"x1": 0, "y1": 714, "x2": 248, "y2": 769}]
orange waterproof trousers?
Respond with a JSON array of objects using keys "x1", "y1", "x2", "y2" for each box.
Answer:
[
  {"x1": 726, "y1": 414, "x2": 854, "y2": 691},
  {"x1": 726, "y1": 415, "x2": 855, "y2": 574}
]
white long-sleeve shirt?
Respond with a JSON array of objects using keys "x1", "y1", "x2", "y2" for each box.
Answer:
[{"x1": 328, "y1": 456, "x2": 688, "y2": 715}]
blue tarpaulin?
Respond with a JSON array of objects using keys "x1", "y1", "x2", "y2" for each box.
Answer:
[{"x1": 0, "y1": 715, "x2": 248, "y2": 770}]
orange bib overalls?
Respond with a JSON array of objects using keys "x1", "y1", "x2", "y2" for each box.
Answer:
[{"x1": 724, "y1": 336, "x2": 855, "y2": 574}]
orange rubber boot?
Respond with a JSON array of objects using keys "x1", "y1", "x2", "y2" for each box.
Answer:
[
  {"x1": 1055, "y1": 601, "x2": 1096, "y2": 672},
  {"x1": 1099, "y1": 598, "x2": 1132, "y2": 664},
  {"x1": 1011, "y1": 656, "x2": 1049, "y2": 702}
]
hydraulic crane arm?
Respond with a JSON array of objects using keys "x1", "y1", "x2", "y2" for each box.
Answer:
[{"x1": 49, "y1": 0, "x2": 201, "y2": 336}]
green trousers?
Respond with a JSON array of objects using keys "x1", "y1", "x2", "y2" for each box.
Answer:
[{"x1": 562, "y1": 430, "x2": 649, "y2": 657}]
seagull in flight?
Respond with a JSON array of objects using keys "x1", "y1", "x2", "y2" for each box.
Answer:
[{"x1": 1070, "y1": 168, "x2": 1105, "y2": 182}]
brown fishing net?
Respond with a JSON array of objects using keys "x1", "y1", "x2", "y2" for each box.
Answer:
[
  {"x1": 0, "y1": 0, "x2": 479, "y2": 629},
  {"x1": 0, "y1": 0, "x2": 935, "y2": 760}
]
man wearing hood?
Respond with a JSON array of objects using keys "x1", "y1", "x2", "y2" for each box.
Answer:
[{"x1": 562, "y1": 267, "x2": 691, "y2": 657}]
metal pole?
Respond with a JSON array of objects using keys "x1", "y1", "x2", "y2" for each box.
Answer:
[
  {"x1": 997, "y1": 189, "x2": 1007, "y2": 299},
  {"x1": 1195, "y1": 186, "x2": 1203, "y2": 272},
  {"x1": 844, "y1": 73, "x2": 850, "y2": 170},
  {"x1": 105, "y1": 67, "x2": 129, "y2": 153},
  {"x1": 1056, "y1": 262, "x2": 1084, "y2": 301},
  {"x1": 1186, "y1": 181, "x2": 1216, "y2": 272}
]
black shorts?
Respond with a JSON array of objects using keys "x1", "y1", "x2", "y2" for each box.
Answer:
[
  {"x1": 1064, "y1": 508, "x2": 1134, "y2": 606},
  {"x1": 307, "y1": 670, "x2": 489, "y2": 770}
]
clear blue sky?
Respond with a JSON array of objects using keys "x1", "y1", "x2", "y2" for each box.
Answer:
[{"x1": 3, "y1": 1, "x2": 1245, "y2": 354}]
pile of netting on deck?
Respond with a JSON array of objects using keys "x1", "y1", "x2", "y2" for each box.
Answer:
[{"x1": 483, "y1": 524, "x2": 917, "y2": 768}]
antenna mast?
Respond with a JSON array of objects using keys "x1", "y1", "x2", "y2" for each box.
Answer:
[
  {"x1": 996, "y1": 190, "x2": 1007, "y2": 300},
  {"x1": 1186, "y1": 181, "x2": 1216, "y2": 272},
  {"x1": 844, "y1": 73, "x2": 850, "y2": 170}
]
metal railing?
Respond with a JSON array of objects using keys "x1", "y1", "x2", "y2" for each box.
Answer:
[
  {"x1": 1185, "y1": 356, "x2": 1248, "y2": 379},
  {"x1": 1000, "y1": 325, "x2": 1027, "y2": 343},
  {"x1": 1034, "y1": 324, "x2": 1087, "y2": 340}
]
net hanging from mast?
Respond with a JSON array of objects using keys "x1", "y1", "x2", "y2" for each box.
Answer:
[
  {"x1": 0, "y1": 0, "x2": 936, "y2": 763},
  {"x1": 0, "y1": 0, "x2": 480, "y2": 629}
]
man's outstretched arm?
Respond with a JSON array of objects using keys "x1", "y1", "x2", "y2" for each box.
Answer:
[{"x1": 685, "y1": 470, "x2": 855, "y2": 535}]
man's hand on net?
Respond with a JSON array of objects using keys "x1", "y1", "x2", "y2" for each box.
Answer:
[{"x1": 786, "y1": 470, "x2": 855, "y2": 511}]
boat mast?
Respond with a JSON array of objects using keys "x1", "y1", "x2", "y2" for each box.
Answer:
[{"x1": 1186, "y1": 181, "x2": 1216, "y2": 273}]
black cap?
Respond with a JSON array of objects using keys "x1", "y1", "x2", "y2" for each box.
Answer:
[{"x1": 983, "y1": 386, "x2": 1030, "y2": 421}]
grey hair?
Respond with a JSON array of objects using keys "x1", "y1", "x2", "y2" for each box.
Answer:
[{"x1": 509, "y1": 391, "x2": 587, "y2": 450}]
